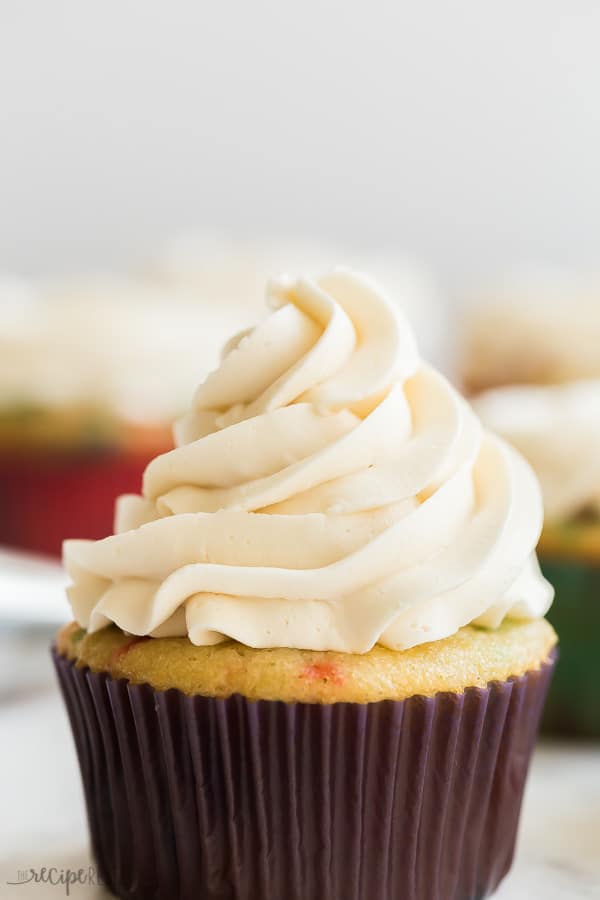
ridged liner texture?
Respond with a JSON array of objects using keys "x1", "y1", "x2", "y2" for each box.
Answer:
[{"x1": 52, "y1": 648, "x2": 555, "y2": 900}]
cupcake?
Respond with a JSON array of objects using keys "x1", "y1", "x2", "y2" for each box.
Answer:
[
  {"x1": 474, "y1": 381, "x2": 600, "y2": 737},
  {"x1": 0, "y1": 272, "x2": 249, "y2": 557},
  {"x1": 460, "y1": 268, "x2": 600, "y2": 395},
  {"x1": 54, "y1": 269, "x2": 556, "y2": 900}
]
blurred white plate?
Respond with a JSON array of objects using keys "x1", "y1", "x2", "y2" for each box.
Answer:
[{"x1": 0, "y1": 547, "x2": 69, "y2": 625}]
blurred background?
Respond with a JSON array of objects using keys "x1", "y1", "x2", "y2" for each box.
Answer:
[
  {"x1": 2, "y1": 1, "x2": 600, "y2": 282},
  {"x1": 0, "y1": 3, "x2": 599, "y2": 897}
]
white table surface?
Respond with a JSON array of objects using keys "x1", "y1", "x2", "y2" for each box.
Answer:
[{"x1": 0, "y1": 646, "x2": 599, "y2": 900}]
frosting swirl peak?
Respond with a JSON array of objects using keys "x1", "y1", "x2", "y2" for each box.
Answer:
[{"x1": 65, "y1": 269, "x2": 552, "y2": 652}]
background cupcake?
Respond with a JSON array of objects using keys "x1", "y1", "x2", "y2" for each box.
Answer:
[
  {"x1": 0, "y1": 274, "x2": 210, "y2": 557},
  {"x1": 474, "y1": 380, "x2": 600, "y2": 737},
  {"x1": 461, "y1": 269, "x2": 600, "y2": 737},
  {"x1": 55, "y1": 269, "x2": 555, "y2": 900},
  {"x1": 460, "y1": 268, "x2": 600, "y2": 395}
]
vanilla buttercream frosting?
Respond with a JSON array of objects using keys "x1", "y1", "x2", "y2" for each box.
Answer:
[
  {"x1": 474, "y1": 380, "x2": 600, "y2": 522},
  {"x1": 153, "y1": 234, "x2": 447, "y2": 366},
  {"x1": 64, "y1": 269, "x2": 552, "y2": 653}
]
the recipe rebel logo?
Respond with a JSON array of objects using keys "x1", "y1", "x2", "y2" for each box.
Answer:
[{"x1": 6, "y1": 866, "x2": 105, "y2": 895}]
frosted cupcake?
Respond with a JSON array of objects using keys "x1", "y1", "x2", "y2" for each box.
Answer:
[
  {"x1": 54, "y1": 269, "x2": 555, "y2": 900},
  {"x1": 460, "y1": 269, "x2": 600, "y2": 394},
  {"x1": 0, "y1": 273, "x2": 242, "y2": 556},
  {"x1": 475, "y1": 381, "x2": 600, "y2": 736}
]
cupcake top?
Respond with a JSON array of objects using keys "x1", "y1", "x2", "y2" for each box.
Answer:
[
  {"x1": 152, "y1": 234, "x2": 446, "y2": 366},
  {"x1": 65, "y1": 269, "x2": 552, "y2": 654},
  {"x1": 461, "y1": 269, "x2": 600, "y2": 393},
  {"x1": 474, "y1": 380, "x2": 600, "y2": 523}
]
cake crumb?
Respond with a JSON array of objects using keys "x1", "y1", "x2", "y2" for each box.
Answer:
[{"x1": 300, "y1": 662, "x2": 345, "y2": 686}]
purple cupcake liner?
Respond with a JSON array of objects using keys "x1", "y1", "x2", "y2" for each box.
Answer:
[{"x1": 52, "y1": 648, "x2": 555, "y2": 900}]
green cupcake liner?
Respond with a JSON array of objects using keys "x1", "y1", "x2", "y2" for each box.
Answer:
[{"x1": 540, "y1": 557, "x2": 600, "y2": 738}]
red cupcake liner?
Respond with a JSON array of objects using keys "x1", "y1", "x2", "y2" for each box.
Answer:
[
  {"x1": 0, "y1": 450, "x2": 156, "y2": 558},
  {"x1": 52, "y1": 648, "x2": 555, "y2": 900}
]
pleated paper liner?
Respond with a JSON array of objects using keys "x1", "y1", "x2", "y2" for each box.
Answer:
[
  {"x1": 53, "y1": 648, "x2": 555, "y2": 900},
  {"x1": 541, "y1": 557, "x2": 600, "y2": 737}
]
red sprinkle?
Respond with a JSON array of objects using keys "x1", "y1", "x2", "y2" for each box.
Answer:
[
  {"x1": 300, "y1": 662, "x2": 345, "y2": 685},
  {"x1": 111, "y1": 636, "x2": 149, "y2": 664}
]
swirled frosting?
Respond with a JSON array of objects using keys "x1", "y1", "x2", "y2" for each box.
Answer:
[
  {"x1": 474, "y1": 380, "x2": 600, "y2": 522},
  {"x1": 64, "y1": 269, "x2": 552, "y2": 653}
]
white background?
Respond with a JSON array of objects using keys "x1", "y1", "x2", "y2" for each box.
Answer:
[{"x1": 1, "y1": 1, "x2": 600, "y2": 285}]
